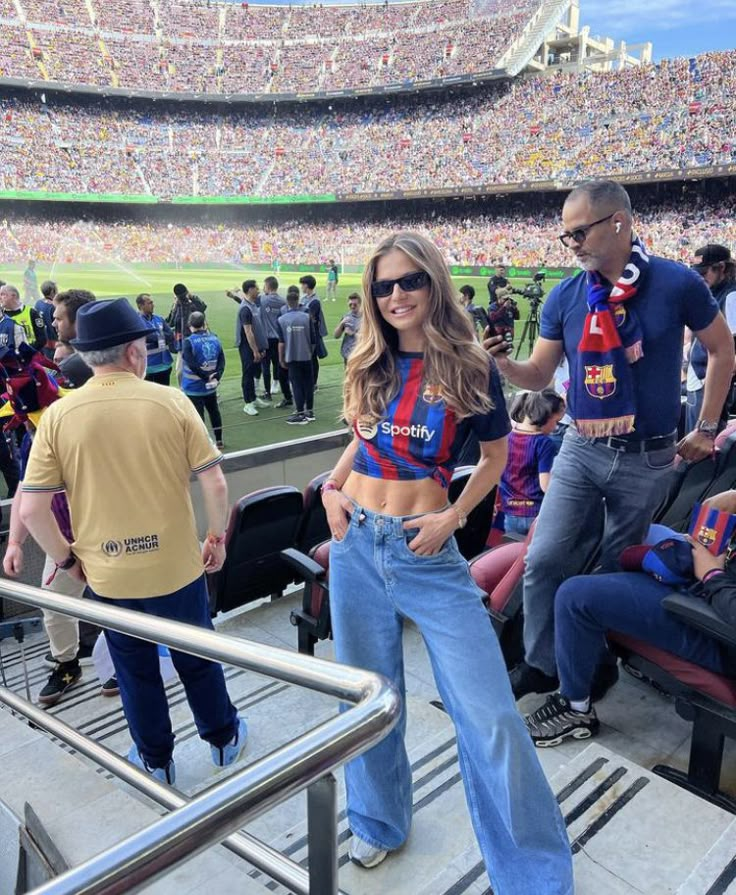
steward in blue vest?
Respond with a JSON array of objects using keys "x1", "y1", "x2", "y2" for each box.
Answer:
[
  {"x1": 136, "y1": 294, "x2": 175, "y2": 386},
  {"x1": 0, "y1": 315, "x2": 25, "y2": 358},
  {"x1": 181, "y1": 312, "x2": 225, "y2": 448}
]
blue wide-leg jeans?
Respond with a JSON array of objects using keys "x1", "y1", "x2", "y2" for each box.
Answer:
[{"x1": 329, "y1": 505, "x2": 573, "y2": 895}]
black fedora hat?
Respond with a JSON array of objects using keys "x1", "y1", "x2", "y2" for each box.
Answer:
[{"x1": 71, "y1": 298, "x2": 152, "y2": 352}]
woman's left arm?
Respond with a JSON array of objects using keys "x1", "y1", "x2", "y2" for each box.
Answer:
[{"x1": 405, "y1": 437, "x2": 508, "y2": 556}]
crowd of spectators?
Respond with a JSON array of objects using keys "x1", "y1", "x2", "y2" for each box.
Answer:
[
  {"x1": 0, "y1": 50, "x2": 733, "y2": 200},
  {"x1": 0, "y1": 0, "x2": 533, "y2": 94},
  {"x1": 2, "y1": 191, "x2": 734, "y2": 268}
]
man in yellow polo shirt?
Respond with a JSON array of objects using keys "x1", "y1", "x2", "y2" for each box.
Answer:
[{"x1": 21, "y1": 298, "x2": 245, "y2": 785}]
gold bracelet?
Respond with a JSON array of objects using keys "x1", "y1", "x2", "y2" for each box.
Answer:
[{"x1": 452, "y1": 505, "x2": 468, "y2": 529}]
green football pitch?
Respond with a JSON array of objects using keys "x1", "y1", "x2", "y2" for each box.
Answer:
[{"x1": 0, "y1": 263, "x2": 537, "y2": 453}]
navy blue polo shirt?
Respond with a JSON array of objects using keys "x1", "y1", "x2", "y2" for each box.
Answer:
[{"x1": 540, "y1": 256, "x2": 719, "y2": 438}]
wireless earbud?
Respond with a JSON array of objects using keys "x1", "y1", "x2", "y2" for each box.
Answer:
[{"x1": 615, "y1": 221, "x2": 622, "y2": 233}]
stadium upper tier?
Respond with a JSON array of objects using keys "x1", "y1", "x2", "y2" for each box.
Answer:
[
  {"x1": 2, "y1": 192, "x2": 734, "y2": 268},
  {"x1": 0, "y1": 0, "x2": 535, "y2": 97},
  {"x1": 0, "y1": 50, "x2": 734, "y2": 201}
]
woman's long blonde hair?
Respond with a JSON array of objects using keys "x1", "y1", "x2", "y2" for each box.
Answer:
[{"x1": 344, "y1": 231, "x2": 493, "y2": 426}]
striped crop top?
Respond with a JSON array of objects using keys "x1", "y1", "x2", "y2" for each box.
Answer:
[{"x1": 352, "y1": 352, "x2": 510, "y2": 489}]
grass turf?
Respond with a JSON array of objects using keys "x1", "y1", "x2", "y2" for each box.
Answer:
[{"x1": 0, "y1": 263, "x2": 539, "y2": 452}]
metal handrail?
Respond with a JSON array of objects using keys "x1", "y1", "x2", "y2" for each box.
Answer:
[{"x1": 0, "y1": 578, "x2": 401, "y2": 895}]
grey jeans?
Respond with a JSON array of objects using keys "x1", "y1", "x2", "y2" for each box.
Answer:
[{"x1": 523, "y1": 429, "x2": 677, "y2": 676}]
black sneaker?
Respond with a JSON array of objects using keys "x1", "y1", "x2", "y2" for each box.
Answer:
[
  {"x1": 44, "y1": 642, "x2": 95, "y2": 669},
  {"x1": 286, "y1": 413, "x2": 309, "y2": 425},
  {"x1": 524, "y1": 693, "x2": 599, "y2": 748},
  {"x1": 38, "y1": 661, "x2": 82, "y2": 706},
  {"x1": 304, "y1": 410, "x2": 315, "y2": 421},
  {"x1": 509, "y1": 661, "x2": 559, "y2": 700},
  {"x1": 276, "y1": 399, "x2": 293, "y2": 409},
  {"x1": 590, "y1": 662, "x2": 619, "y2": 703},
  {"x1": 100, "y1": 676, "x2": 120, "y2": 697}
]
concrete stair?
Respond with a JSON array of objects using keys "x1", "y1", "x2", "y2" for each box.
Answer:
[{"x1": 501, "y1": 0, "x2": 572, "y2": 77}]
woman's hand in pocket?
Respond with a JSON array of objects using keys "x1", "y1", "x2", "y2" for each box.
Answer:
[
  {"x1": 324, "y1": 489, "x2": 353, "y2": 541},
  {"x1": 403, "y1": 509, "x2": 457, "y2": 556}
]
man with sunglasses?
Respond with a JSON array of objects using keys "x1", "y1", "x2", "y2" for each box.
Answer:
[
  {"x1": 686, "y1": 245, "x2": 736, "y2": 431},
  {"x1": 486, "y1": 180, "x2": 734, "y2": 703}
]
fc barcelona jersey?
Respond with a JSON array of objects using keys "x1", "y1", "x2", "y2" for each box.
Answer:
[{"x1": 352, "y1": 352, "x2": 510, "y2": 488}]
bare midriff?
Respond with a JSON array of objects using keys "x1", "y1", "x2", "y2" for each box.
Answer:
[{"x1": 342, "y1": 470, "x2": 448, "y2": 517}]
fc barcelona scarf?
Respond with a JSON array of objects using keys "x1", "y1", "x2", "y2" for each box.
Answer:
[
  {"x1": 689, "y1": 502, "x2": 736, "y2": 556},
  {"x1": 570, "y1": 238, "x2": 649, "y2": 437}
]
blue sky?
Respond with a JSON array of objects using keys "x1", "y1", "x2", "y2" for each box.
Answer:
[
  {"x1": 242, "y1": 0, "x2": 735, "y2": 61},
  {"x1": 581, "y1": 0, "x2": 736, "y2": 60}
]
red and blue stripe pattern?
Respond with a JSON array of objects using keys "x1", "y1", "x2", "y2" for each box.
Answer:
[
  {"x1": 353, "y1": 354, "x2": 457, "y2": 488},
  {"x1": 689, "y1": 502, "x2": 736, "y2": 556}
]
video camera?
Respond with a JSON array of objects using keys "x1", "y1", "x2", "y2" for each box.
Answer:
[{"x1": 511, "y1": 272, "x2": 545, "y2": 313}]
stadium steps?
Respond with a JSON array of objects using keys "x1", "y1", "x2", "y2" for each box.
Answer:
[
  {"x1": 501, "y1": 0, "x2": 572, "y2": 77},
  {"x1": 0, "y1": 708, "x2": 267, "y2": 894},
  {"x1": 82, "y1": 0, "x2": 95, "y2": 28},
  {"x1": 3, "y1": 607, "x2": 736, "y2": 894}
]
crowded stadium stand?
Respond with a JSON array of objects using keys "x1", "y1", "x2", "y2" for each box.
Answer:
[
  {"x1": 1, "y1": 188, "x2": 735, "y2": 267},
  {"x1": 0, "y1": 48, "x2": 733, "y2": 204},
  {"x1": 0, "y1": 0, "x2": 540, "y2": 96}
]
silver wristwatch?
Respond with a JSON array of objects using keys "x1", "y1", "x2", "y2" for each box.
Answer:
[{"x1": 696, "y1": 419, "x2": 719, "y2": 438}]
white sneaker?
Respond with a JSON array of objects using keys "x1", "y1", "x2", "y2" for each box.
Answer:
[
  {"x1": 348, "y1": 834, "x2": 388, "y2": 869},
  {"x1": 255, "y1": 397, "x2": 272, "y2": 408},
  {"x1": 243, "y1": 403, "x2": 258, "y2": 416},
  {"x1": 271, "y1": 381, "x2": 280, "y2": 394}
]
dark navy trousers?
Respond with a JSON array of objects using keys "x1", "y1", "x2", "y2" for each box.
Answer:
[{"x1": 91, "y1": 575, "x2": 238, "y2": 768}]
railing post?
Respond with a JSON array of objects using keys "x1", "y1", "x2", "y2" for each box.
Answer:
[{"x1": 306, "y1": 773, "x2": 338, "y2": 895}]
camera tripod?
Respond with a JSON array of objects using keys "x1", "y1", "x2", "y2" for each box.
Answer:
[{"x1": 514, "y1": 306, "x2": 540, "y2": 359}]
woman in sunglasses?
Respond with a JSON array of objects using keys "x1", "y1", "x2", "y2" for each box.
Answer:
[{"x1": 321, "y1": 232, "x2": 572, "y2": 892}]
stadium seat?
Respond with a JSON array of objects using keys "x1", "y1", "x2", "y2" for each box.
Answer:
[
  {"x1": 294, "y1": 471, "x2": 332, "y2": 554},
  {"x1": 609, "y1": 594, "x2": 736, "y2": 814},
  {"x1": 469, "y1": 525, "x2": 533, "y2": 670},
  {"x1": 282, "y1": 542, "x2": 331, "y2": 656},
  {"x1": 284, "y1": 503, "x2": 529, "y2": 659},
  {"x1": 208, "y1": 486, "x2": 304, "y2": 614},
  {"x1": 449, "y1": 466, "x2": 497, "y2": 560}
]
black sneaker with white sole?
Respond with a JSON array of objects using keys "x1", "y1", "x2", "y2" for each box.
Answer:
[
  {"x1": 524, "y1": 693, "x2": 599, "y2": 747},
  {"x1": 44, "y1": 642, "x2": 95, "y2": 669},
  {"x1": 38, "y1": 661, "x2": 82, "y2": 706},
  {"x1": 286, "y1": 413, "x2": 309, "y2": 425}
]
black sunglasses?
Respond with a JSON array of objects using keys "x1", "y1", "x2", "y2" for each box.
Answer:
[
  {"x1": 371, "y1": 270, "x2": 430, "y2": 299},
  {"x1": 691, "y1": 263, "x2": 712, "y2": 274},
  {"x1": 558, "y1": 213, "x2": 616, "y2": 248}
]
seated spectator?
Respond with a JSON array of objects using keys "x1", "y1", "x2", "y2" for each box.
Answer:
[
  {"x1": 523, "y1": 491, "x2": 736, "y2": 748},
  {"x1": 499, "y1": 389, "x2": 565, "y2": 536}
]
